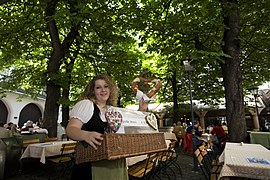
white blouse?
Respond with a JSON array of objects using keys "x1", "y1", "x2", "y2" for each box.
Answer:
[{"x1": 69, "y1": 99, "x2": 107, "y2": 123}]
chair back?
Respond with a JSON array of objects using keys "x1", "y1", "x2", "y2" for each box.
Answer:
[
  {"x1": 47, "y1": 142, "x2": 77, "y2": 178},
  {"x1": 168, "y1": 140, "x2": 177, "y2": 150},
  {"x1": 194, "y1": 144, "x2": 210, "y2": 179},
  {"x1": 195, "y1": 143, "x2": 222, "y2": 179},
  {"x1": 128, "y1": 152, "x2": 159, "y2": 179},
  {"x1": 44, "y1": 137, "x2": 58, "y2": 142},
  {"x1": 60, "y1": 142, "x2": 77, "y2": 155},
  {"x1": 22, "y1": 139, "x2": 40, "y2": 148},
  {"x1": 61, "y1": 134, "x2": 69, "y2": 141}
]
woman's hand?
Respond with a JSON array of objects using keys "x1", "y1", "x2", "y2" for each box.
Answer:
[
  {"x1": 66, "y1": 118, "x2": 104, "y2": 150},
  {"x1": 82, "y1": 131, "x2": 104, "y2": 150}
]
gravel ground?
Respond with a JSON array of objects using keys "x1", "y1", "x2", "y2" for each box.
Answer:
[{"x1": 5, "y1": 146, "x2": 205, "y2": 180}]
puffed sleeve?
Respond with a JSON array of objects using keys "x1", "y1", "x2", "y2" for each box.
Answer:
[{"x1": 69, "y1": 99, "x2": 94, "y2": 124}]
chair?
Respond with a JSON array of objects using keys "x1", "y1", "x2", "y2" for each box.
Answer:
[
  {"x1": 155, "y1": 140, "x2": 182, "y2": 179},
  {"x1": 165, "y1": 140, "x2": 182, "y2": 176},
  {"x1": 194, "y1": 144, "x2": 222, "y2": 180},
  {"x1": 128, "y1": 153, "x2": 159, "y2": 179},
  {"x1": 44, "y1": 137, "x2": 58, "y2": 142},
  {"x1": 22, "y1": 139, "x2": 40, "y2": 149},
  {"x1": 20, "y1": 138, "x2": 41, "y2": 174},
  {"x1": 46, "y1": 142, "x2": 77, "y2": 178}
]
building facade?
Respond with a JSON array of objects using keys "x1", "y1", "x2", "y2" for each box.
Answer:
[{"x1": 0, "y1": 92, "x2": 62, "y2": 128}]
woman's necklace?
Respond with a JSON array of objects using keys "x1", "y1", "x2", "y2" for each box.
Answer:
[{"x1": 98, "y1": 104, "x2": 107, "y2": 113}]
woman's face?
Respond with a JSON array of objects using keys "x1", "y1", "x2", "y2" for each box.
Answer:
[{"x1": 94, "y1": 79, "x2": 110, "y2": 104}]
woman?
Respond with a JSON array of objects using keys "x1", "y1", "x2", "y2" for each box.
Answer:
[{"x1": 66, "y1": 74, "x2": 128, "y2": 180}]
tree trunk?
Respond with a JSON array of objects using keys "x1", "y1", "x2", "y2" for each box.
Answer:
[
  {"x1": 172, "y1": 71, "x2": 179, "y2": 123},
  {"x1": 44, "y1": 83, "x2": 61, "y2": 137},
  {"x1": 43, "y1": 0, "x2": 80, "y2": 137},
  {"x1": 220, "y1": 0, "x2": 247, "y2": 142},
  {"x1": 43, "y1": 0, "x2": 63, "y2": 137},
  {"x1": 61, "y1": 56, "x2": 76, "y2": 128},
  {"x1": 61, "y1": 88, "x2": 70, "y2": 128}
]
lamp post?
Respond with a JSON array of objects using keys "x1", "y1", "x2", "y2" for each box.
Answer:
[
  {"x1": 183, "y1": 60, "x2": 195, "y2": 130},
  {"x1": 248, "y1": 87, "x2": 260, "y2": 131},
  {"x1": 183, "y1": 60, "x2": 197, "y2": 170}
]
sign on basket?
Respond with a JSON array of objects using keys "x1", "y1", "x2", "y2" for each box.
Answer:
[{"x1": 105, "y1": 109, "x2": 123, "y2": 133}]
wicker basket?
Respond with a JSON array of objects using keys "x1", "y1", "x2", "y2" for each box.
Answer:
[{"x1": 75, "y1": 133, "x2": 167, "y2": 164}]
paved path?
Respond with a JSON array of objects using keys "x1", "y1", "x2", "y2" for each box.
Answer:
[{"x1": 6, "y1": 146, "x2": 204, "y2": 180}]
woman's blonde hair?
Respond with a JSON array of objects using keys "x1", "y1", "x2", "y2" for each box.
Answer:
[{"x1": 81, "y1": 74, "x2": 119, "y2": 106}]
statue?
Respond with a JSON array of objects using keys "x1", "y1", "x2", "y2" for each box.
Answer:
[{"x1": 132, "y1": 70, "x2": 162, "y2": 111}]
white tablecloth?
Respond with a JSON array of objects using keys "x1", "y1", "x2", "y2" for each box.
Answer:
[
  {"x1": 218, "y1": 142, "x2": 270, "y2": 180},
  {"x1": 21, "y1": 140, "x2": 76, "y2": 164}
]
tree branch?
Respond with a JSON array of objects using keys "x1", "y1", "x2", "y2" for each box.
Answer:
[
  {"x1": 0, "y1": 0, "x2": 12, "y2": 5},
  {"x1": 45, "y1": 0, "x2": 62, "y2": 53}
]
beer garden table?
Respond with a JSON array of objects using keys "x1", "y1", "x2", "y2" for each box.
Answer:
[
  {"x1": 21, "y1": 140, "x2": 75, "y2": 164},
  {"x1": 218, "y1": 142, "x2": 270, "y2": 179}
]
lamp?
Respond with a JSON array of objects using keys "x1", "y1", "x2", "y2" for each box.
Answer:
[
  {"x1": 248, "y1": 87, "x2": 259, "y2": 118},
  {"x1": 183, "y1": 60, "x2": 195, "y2": 132},
  {"x1": 183, "y1": 60, "x2": 195, "y2": 71}
]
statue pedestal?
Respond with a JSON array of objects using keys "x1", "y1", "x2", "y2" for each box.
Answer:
[{"x1": 155, "y1": 112, "x2": 166, "y2": 128}]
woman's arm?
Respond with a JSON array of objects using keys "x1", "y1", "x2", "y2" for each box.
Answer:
[
  {"x1": 147, "y1": 78, "x2": 162, "y2": 98},
  {"x1": 66, "y1": 118, "x2": 103, "y2": 150}
]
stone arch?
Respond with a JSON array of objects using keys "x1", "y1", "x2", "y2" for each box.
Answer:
[
  {"x1": 0, "y1": 100, "x2": 8, "y2": 123},
  {"x1": 18, "y1": 103, "x2": 42, "y2": 127},
  {"x1": 204, "y1": 109, "x2": 226, "y2": 125},
  {"x1": 259, "y1": 107, "x2": 270, "y2": 126}
]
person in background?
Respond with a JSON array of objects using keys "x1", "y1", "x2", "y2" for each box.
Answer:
[
  {"x1": 183, "y1": 120, "x2": 204, "y2": 154},
  {"x1": 38, "y1": 117, "x2": 45, "y2": 128},
  {"x1": 3, "y1": 123, "x2": 9, "y2": 129},
  {"x1": 10, "y1": 123, "x2": 19, "y2": 135},
  {"x1": 172, "y1": 122, "x2": 180, "y2": 135},
  {"x1": 66, "y1": 74, "x2": 128, "y2": 180},
  {"x1": 206, "y1": 123, "x2": 213, "y2": 134},
  {"x1": 20, "y1": 120, "x2": 34, "y2": 132},
  {"x1": 261, "y1": 120, "x2": 270, "y2": 132},
  {"x1": 182, "y1": 122, "x2": 187, "y2": 131},
  {"x1": 172, "y1": 122, "x2": 184, "y2": 146},
  {"x1": 6, "y1": 122, "x2": 13, "y2": 130},
  {"x1": 186, "y1": 120, "x2": 203, "y2": 137},
  {"x1": 180, "y1": 123, "x2": 187, "y2": 146},
  {"x1": 222, "y1": 122, "x2": 228, "y2": 134},
  {"x1": 211, "y1": 120, "x2": 226, "y2": 153},
  {"x1": 0, "y1": 122, "x2": 13, "y2": 138}
]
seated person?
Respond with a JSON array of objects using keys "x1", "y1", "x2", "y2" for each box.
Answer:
[
  {"x1": 21, "y1": 120, "x2": 48, "y2": 134},
  {"x1": 10, "y1": 123, "x2": 19, "y2": 135},
  {"x1": 0, "y1": 122, "x2": 13, "y2": 138},
  {"x1": 211, "y1": 120, "x2": 226, "y2": 153},
  {"x1": 20, "y1": 120, "x2": 34, "y2": 132},
  {"x1": 183, "y1": 121, "x2": 204, "y2": 154},
  {"x1": 186, "y1": 120, "x2": 204, "y2": 147}
]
